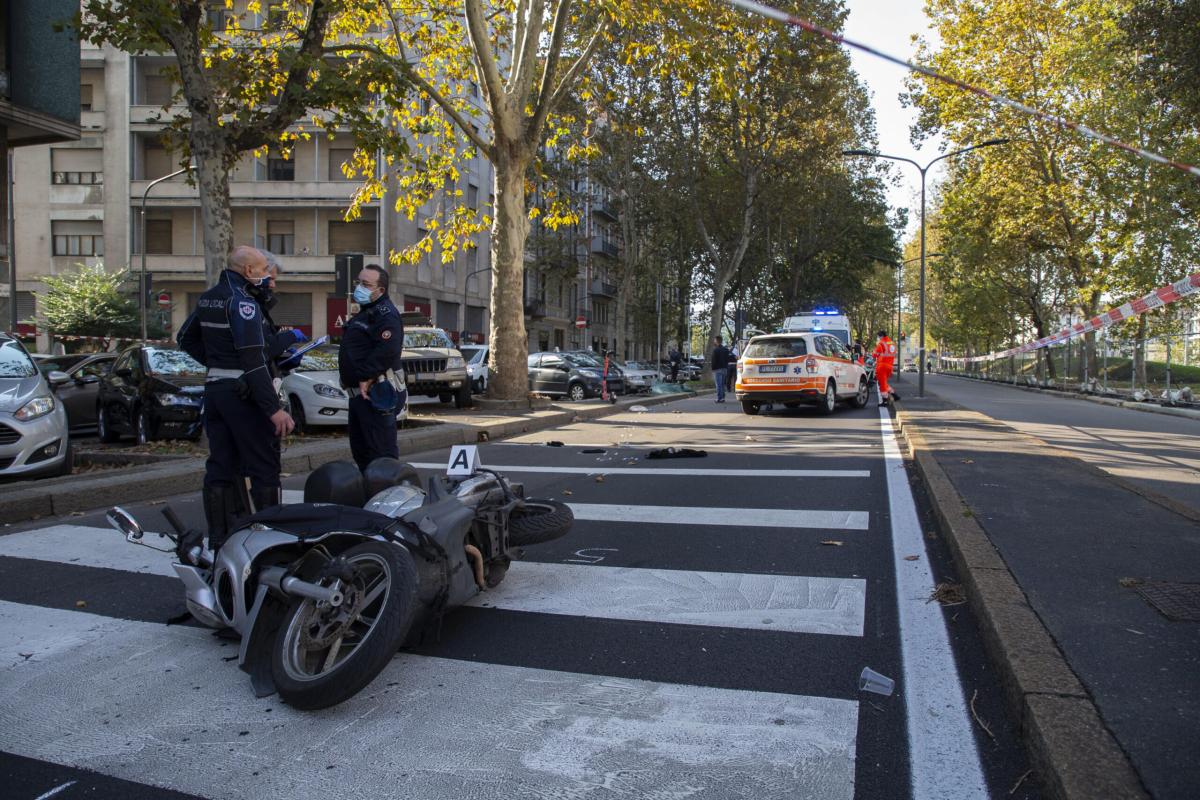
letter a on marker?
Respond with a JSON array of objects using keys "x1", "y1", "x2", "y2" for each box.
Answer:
[{"x1": 446, "y1": 445, "x2": 481, "y2": 477}]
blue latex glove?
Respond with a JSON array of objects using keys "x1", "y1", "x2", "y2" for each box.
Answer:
[{"x1": 289, "y1": 329, "x2": 308, "y2": 343}]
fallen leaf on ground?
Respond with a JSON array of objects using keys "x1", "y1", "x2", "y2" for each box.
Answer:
[
  {"x1": 745, "y1": 435, "x2": 757, "y2": 441},
  {"x1": 820, "y1": 540, "x2": 844, "y2": 547},
  {"x1": 594, "y1": 476, "x2": 605, "y2": 483},
  {"x1": 1118, "y1": 577, "x2": 1143, "y2": 588},
  {"x1": 1125, "y1": 628, "x2": 1145, "y2": 636},
  {"x1": 75, "y1": 600, "x2": 87, "y2": 608},
  {"x1": 928, "y1": 582, "x2": 966, "y2": 606},
  {"x1": 961, "y1": 459, "x2": 974, "y2": 464},
  {"x1": 562, "y1": 489, "x2": 573, "y2": 496},
  {"x1": 903, "y1": 555, "x2": 920, "y2": 561}
]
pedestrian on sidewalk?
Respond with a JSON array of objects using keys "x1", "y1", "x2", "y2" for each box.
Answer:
[
  {"x1": 669, "y1": 346, "x2": 682, "y2": 383},
  {"x1": 726, "y1": 343, "x2": 739, "y2": 392},
  {"x1": 711, "y1": 337, "x2": 732, "y2": 403},
  {"x1": 872, "y1": 330, "x2": 899, "y2": 406}
]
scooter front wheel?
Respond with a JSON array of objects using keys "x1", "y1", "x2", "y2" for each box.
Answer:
[
  {"x1": 271, "y1": 541, "x2": 418, "y2": 710},
  {"x1": 508, "y1": 499, "x2": 574, "y2": 546}
]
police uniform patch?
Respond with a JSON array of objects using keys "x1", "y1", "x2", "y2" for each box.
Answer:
[
  {"x1": 239, "y1": 301, "x2": 257, "y2": 320},
  {"x1": 381, "y1": 330, "x2": 392, "y2": 340}
]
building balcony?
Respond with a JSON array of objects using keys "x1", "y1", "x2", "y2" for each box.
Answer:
[
  {"x1": 129, "y1": 179, "x2": 377, "y2": 207},
  {"x1": 79, "y1": 110, "x2": 106, "y2": 132},
  {"x1": 137, "y1": 254, "x2": 380, "y2": 282},
  {"x1": 49, "y1": 185, "x2": 104, "y2": 206},
  {"x1": 589, "y1": 279, "x2": 618, "y2": 299},
  {"x1": 524, "y1": 299, "x2": 547, "y2": 319},
  {"x1": 593, "y1": 199, "x2": 618, "y2": 221},
  {"x1": 590, "y1": 237, "x2": 619, "y2": 259}
]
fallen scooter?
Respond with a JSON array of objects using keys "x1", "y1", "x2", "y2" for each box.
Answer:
[{"x1": 105, "y1": 451, "x2": 573, "y2": 710}]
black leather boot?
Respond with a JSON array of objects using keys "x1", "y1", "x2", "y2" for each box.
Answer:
[
  {"x1": 249, "y1": 485, "x2": 282, "y2": 514},
  {"x1": 202, "y1": 485, "x2": 232, "y2": 554}
]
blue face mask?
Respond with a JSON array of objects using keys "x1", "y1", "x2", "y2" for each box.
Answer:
[
  {"x1": 258, "y1": 276, "x2": 271, "y2": 288},
  {"x1": 353, "y1": 285, "x2": 374, "y2": 305}
]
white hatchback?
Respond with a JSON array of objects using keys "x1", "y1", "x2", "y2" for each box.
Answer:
[
  {"x1": 734, "y1": 332, "x2": 869, "y2": 415},
  {"x1": 280, "y1": 344, "x2": 408, "y2": 432}
]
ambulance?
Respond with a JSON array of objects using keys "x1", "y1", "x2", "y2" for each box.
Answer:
[
  {"x1": 734, "y1": 331, "x2": 869, "y2": 416},
  {"x1": 780, "y1": 308, "x2": 853, "y2": 346}
]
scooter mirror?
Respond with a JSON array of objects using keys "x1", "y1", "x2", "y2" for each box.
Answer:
[{"x1": 106, "y1": 506, "x2": 144, "y2": 542}]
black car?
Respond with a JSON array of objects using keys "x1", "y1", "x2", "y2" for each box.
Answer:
[
  {"x1": 97, "y1": 346, "x2": 206, "y2": 444},
  {"x1": 528, "y1": 352, "x2": 625, "y2": 401},
  {"x1": 564, "y1": 350, "x2": 630, "y2": 393},
  {"x1": 33, "y1": 353, "x2": 116, "y2": 432}
]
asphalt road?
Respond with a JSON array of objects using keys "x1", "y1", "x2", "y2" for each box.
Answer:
[
  {"x1": 0, "y1": 390, "x2": 1037, "y2": 799},
  {"x1": 926, "y1": 373, "x2": 1200, "y2": 514}
]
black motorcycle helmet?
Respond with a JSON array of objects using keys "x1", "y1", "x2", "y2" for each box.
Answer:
[
  {"x1": 362, "y1": 457, "x2": 421, "y2": 500},
  {"x1": 303, "y1": 460, "x2": 366, "y2": 506}
]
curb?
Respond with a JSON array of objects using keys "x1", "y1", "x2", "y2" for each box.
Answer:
[
  {"x1": 941, "y1": 372, "x2": 1200, "y2": 421},
  {"x1": 894, "y1": 409, "x2": 1149, "y2": 800},
  {"x1": 1, "y1": 390, "x2": 701, "y2": 524}
]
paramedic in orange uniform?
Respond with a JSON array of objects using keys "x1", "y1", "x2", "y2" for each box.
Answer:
[{"x1": 873, "y1": 330, "x2": 899, "y2": 406}]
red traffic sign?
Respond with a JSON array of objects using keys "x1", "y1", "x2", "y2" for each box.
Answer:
[
  {"x1": 575, "y1": 316, "x2": 587, "y2": 329},
  {"x1": 156, "y1": 291, "x2": 171, "y2": 307}
]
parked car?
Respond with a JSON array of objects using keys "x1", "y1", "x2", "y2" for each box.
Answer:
[
  {"x1": 33, "y1": 353, "x2": 116, "y2": 432},
  {"x1": 281, "y1": 343, "x2": 408, "y2": 433},
  {"x1": 528, "y1": 351, "x2": 624, "y2": 400},
  {"x1": 564, "y1": 350, "x2": 628, "y2": 393},
  {"x1": 0, "y1": 333, "x2": 72, "y2": 478},
  {"x1": 459, "y1": 344, "x2": 489, "y2": 393},
  {"x1": 619, "y1": 360, "x2": 661, "y2": 392},
  {"x1": 400, "y1": 324, "x2": 471, "y2": 408},
  {"x1": 97, "y1": 345, "x2": 206, "y2": 445}
]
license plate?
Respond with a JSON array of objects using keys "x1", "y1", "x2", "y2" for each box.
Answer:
[{"x1": 758, "y1": 365, "x2": 787, "y2": 373}]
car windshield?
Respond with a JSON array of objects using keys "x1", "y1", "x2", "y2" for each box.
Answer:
[
  {"x1": 297, "y1": 345, "x2": 340, "y2": 372},
  {"x1": 0, "y1": 340, "x2": 37, "y2": 378},
  {"x1": 744, "y1": 339, "x2": 808, "y2": 359},
  {"x1": 460, "y1": 346, "x2": 486, "y2": 364},
  {"x1": 145, "y1": 348, "x2": 205, "y2": 376},
  {"x1": 35, "y1": 355, "x2": 89, "y2": 374},
  {"x1": 563, "y1": 354, "x2": 599, "y2": 368},
  {"x1": 404, "y1": 329, "x2": 453, "y2": 348}
]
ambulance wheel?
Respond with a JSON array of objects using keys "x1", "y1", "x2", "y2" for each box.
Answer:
[
  {"x1": 741, "y1": 399, "x2": 759, "y2": 416},
  {"x1": 852, "y1": 378, "x2": 869, "y2": 409},
  {"x1": 819, "y1": 381, "x2": 837, "y2": 415}
]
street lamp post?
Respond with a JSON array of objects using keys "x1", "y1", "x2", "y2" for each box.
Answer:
[
  {"x1": 866, "y1": 252, "x2": 943, "y2": 368},
  {"x1": 140, "y1": 165, "x2": 195, "y2": 341},
  {"x1": 845, "y1": 139, "x2": 1008, "y2": 397}
]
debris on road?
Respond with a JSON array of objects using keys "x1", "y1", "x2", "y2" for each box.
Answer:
[
  {"x1": 545, "y1": 441, "x2": 565, "y2": 447},
  {"x1": 594, "y1": 476, "x2": 605, "y2": 483},
  {"x1": 820, "y1": 540, "x2": 844, "y2": 547},
  {"x1": 970, "y1": 690, "x2": 998, "y2": 744},
  {"x1": 630, "y1": 405, "x2": 649, "y2": 412},
  {"x1": 75, "y1": 600, "x2": 87, "y2": 608},
  {"x1": 903, "y1": 555, "x2": 920, "y2": 561},
  {"x1": 581, "y1": 448, "x2": 606, "y2": 453},
  {"x1": 646, "y1": 447, "x2": 707, "y2": 459},
  {"x1": 858, "y1": 666, "x2": 895, "y2": 696},
  {"x1": 1118, "y1": 577, "x2": 1144, "y2": 588},
  {"x1": 562, "y1": 489, "x2": 573, "y2": 496},
  {"x1": 929, "y1": 582, "x2": 966, "y2": 606}
]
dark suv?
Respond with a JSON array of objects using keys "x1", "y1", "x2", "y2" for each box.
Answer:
[
  {"x1": 97, "y1": 345, "x2": 206, "y2": 444},
  {"x1": 528, "y1": 352, "x2": 624, "y2": 401}
]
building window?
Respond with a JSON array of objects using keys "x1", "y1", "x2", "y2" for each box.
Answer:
[
  {"x1": 80, "y1": 84, "x2": 94, "y2": 112},
  {"x1": 146, "y1": 219, "x2": 173, "y2": 255},
  {"x1": 266, "y1": 1, "x2": 287, "y2": 30},
  {"x1": 328, "y1": 148, "x2": 356, "y2": 181},
  {"x1": 142, "y1": 74, "x2": 175, "y2": 106},
  {"x1": 267, "y1": 220, "x2": 295, "y2": 255},
  {"x1": 206, "y1": 3, "x2": 229, "y2": 31},
  {"x1": 328, "y1": 220, "x2": 375, "y2": 254},
  {"x1": 51, "y1": 148, "x2": 104, "y2": 185},
  {"x1": 267, "y1": 150, "x2": 295, "y2": 181},
  {"x1": 52, "y1": 221, "x2": 104, "y2": 257},
  {"x1": 467, "y1": 183, "x2": 479, "y2": 210}
]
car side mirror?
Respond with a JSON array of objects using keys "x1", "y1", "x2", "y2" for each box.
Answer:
[
  {"x1": 106, "y1": 506, "x2": 144, "y2": 542},
  {"x1": 47, "y1": 370, "x2": 71, "y2": 387},
  {"x1": 558, "y1": 365, "x2": 571, "y2": 373}
]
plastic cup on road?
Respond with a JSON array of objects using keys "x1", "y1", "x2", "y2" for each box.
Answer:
[{"x1": 859, "y1": 666, "x2": 895, "y2": 696}]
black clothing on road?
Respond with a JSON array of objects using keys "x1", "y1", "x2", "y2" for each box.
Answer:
[{"x1": 338, "y1": 292, "x2": 404, "y2": 470}]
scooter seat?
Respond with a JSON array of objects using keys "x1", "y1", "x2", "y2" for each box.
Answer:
[{"x1": 240, "y1": 503, "x2": 401, "y2": 539}]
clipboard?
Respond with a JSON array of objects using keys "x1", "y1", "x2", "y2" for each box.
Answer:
[{"x1": 288, "y1": 335, "x2": 329, "y2": 359}]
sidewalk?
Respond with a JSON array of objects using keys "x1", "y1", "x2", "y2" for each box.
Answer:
[
  {"x1": 0, "y1": 390, "x2": 700, "y2": 523},
  {"x1": 894, "y1": 382, "x2": 1198, "y2": 800}
]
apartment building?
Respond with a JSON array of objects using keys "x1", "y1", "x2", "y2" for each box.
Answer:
[{"x1": 10, "y1": 33, "x2": 493, "y2": 350}]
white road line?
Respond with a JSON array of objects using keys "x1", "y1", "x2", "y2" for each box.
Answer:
[
  {"x1": 280, "y1": 491, "x2": 870, "y2": 529},
  {"x1": 0, "y1": 524, "x2": 177, "y2": 578},
  {"x1": 409, "y1": 462, "x2": 871, "y2": 478},
  {"x1": 0, "y1": 601, "x2": 858, "y2": 800},
  {"x1": 568, "y1": 503, "x2": 869, "y2": 530},
  {"x1": 33, "y1": 782, "x2": 78, "y2": 800},
  {"x1": 469, "y1": 561, "x2": 865, "y2": 637},
  {"x1": 878, "y1": 405, "x2": 988, "y2": 797},
  {"x1": 498, "y1": 441, "x2": 877, "y2": 449}
]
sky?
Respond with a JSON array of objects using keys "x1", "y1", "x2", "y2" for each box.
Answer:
[{"x1": 841, "y1": 0, "x2": 944, "y2": 239}]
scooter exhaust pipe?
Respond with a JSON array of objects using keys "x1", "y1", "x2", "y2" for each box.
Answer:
[{"x1": 259, "y1": 566, "x2": 344, "y2": 607}]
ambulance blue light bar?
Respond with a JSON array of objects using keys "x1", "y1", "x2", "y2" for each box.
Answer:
[{"x1": 812, "y1": 308, "x2": 840, "y2": 316}]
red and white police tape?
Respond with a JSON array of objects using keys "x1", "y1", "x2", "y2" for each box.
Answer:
[{"x1": 941, "y1": 271, "x2": 1200, "y2": 364}]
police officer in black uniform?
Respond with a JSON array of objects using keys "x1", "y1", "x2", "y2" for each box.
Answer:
[
  {"x1": 178, "y1": 246, "x2": 295, "y2": 552},
  {"x1": 338, "y1": 263, "x2": 404, "y2": 470}
]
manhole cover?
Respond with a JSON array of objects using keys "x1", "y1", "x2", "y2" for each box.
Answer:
[{"x1": 1135, "y1": 582, "x2": 1200, "y2": 621}]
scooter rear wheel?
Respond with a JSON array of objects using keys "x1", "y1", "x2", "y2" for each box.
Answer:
[
  {"x1": 508, "y1": 499, "x2": 574, "y2": 546},
  {"x1": 271, "y1": 541, "x2": 418, "y2": 710}
]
